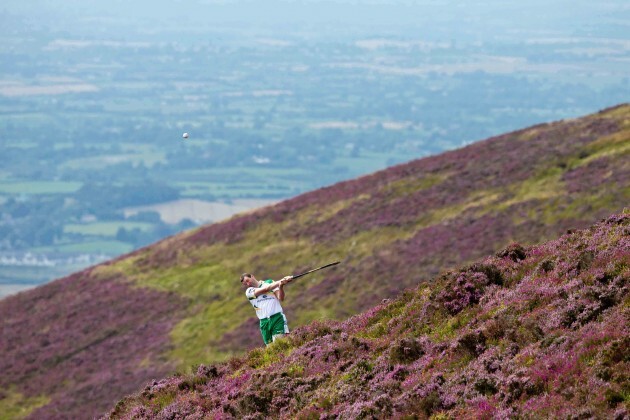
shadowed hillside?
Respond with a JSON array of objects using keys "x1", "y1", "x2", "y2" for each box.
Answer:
[
  {"x1": 1, "y1": 104, "x2": 628, "y2": 418},
  {"x1": 108, "y1": 211, "x2": 629, "y2": 418}
]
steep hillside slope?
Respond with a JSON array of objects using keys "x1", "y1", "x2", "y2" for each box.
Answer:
[
  {"x1": 1, "y1": 104, "x2": 628, "y2": 418},
  {"x1": 109, "y1": 211, "x2": 629, "y2": 419}
]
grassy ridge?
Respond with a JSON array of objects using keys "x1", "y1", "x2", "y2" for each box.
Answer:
[
  {"x1": 0, "y1": 389, "x2": 49, "y2": 420},
  {"x1": 108, "y1": 211, "x2": 630, "y2": 419},
  {"x1": 0, "y1": 105, "x2": 628, "y2": 418}
]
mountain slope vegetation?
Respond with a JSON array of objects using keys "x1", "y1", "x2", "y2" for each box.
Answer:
[
  {"x1": 0, "y1": 104, "x2": 628, "y2": 418},
  {"x1": 109, "y1": 211, "x2": 629, "y2": 419}
]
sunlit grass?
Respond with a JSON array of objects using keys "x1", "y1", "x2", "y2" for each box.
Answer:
[
  {"x1": 575, "y1": 128, "x2": 630, "y2": 168},
  {"x1": 0, "y1": 389, "x2": 50, "y2": 420}
]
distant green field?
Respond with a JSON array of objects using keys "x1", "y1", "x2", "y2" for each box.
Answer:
[
  {"x1": 175, "y1": 180, "x2": 292, "y2": 198},
  {"x1": 0, "y1": 265, "x2": 83, "y2": 283},
  {"x1": 6, "y1": 142, "x2": 38, "y2": 149},
  {"x1": 102, "y1": 97, "x2": 162, "y2": 113},
  {"x1": 0, "y1": 181, "x2": 83, "y2": 195},
  {"x1": 61, "y1": 152, "x2": 166, "y2": 170},
  {"x1": 64, "y1": 221, "x2": 153, "y2": 236},
  {"x1": 53, "y1": 142, "x2": 75, "y2": 150},
  {"x1": 178, "y1": 187, "x2": 279, "y2": 198},
  {"x1": 53, "y1": 140, "x2": 113, "y2": 151},
  {"x1": 34, "y1": 240, "x2": 133, "y2": 254},
  {"x1": 119, "y1": 143, "x2": 160, "y2": 153},
  {"x1": 174, "y1": 167, "x2": 313, "y2": 179},
  {"x1": 0, "y1": 112, "x2": 56, "y2": 126},
  {"x1": 168, "y1": 154, "x2": 413, "y2": 198},
  {"x1": 335, "y1": 150, "x2": 411, "y2": 168}
]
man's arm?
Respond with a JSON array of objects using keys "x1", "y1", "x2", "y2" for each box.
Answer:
[
  {"x1": 274, "y1": 284, "x2": 285, "y2": 302},
  {"x1": 275, "y1": 276, "x2": 292, "y2": 301},
  {"x1": 254, "y1": 276, "x2": 292, "y2": 298}
]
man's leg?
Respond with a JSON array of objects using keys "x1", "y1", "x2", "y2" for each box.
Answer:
[
  {"x1": 271, "y1": 313, "x2": 289, "y2": 342},
  {"x1": 260, "y1": 319, "x2": 273, "y2": 345}
]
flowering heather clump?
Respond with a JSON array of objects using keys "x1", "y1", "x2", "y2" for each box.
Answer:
[
  {"x1": 437, "y1": 264, "x2": 504, "y2": 315},
  {"x1": 442, "y1": 272, "x2": 488, "y2": 314},
  {"x1": 107, "y1": 211, "x2": 629, "y2": 419}
]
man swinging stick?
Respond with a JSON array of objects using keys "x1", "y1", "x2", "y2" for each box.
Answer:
[
  {"x1": 240, "y1": 262, "x2": 340, "y2": 346},
  {"x1": 240, "y1": 273, "x2": 293, "y2": 345}
]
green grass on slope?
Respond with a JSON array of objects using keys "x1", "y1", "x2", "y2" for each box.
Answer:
[
  {"x1": 0, "y1": 389, "x2": 50, "y2": 420},
  {"x1": 130, "y1": 185, "x2": 607, "y2": 367},
  {"x1": 101, "y1": 183, "x2": 617, "y2": 367},
  {"x1": 95, "y1": 191, "x2": 442, "y2": 365},
  {"x1": 577, "y1": 130, "x2": 630, "y2": 167}
]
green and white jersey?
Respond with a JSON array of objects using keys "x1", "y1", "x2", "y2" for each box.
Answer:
[{"x1": 246, "y1": 279, "x2": 284, "y2": 319}]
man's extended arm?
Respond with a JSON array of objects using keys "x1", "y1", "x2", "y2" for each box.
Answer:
[
  {"x1": 274, "y1": 284, "x2": 285, "y2": 302},
  {"x1": 253, "y1": 276, "x2": 293, "y2": 298},
  {"x1": 275, "y1": 275, "x2": 293, "y2": 301}
]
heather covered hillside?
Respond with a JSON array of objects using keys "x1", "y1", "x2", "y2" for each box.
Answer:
[
  {"x1": 108, "y1": 211, "x2": 630, "y2": 419},
  {"x1": 1, "y1": 105, "x2": 629, "y2": 418}
]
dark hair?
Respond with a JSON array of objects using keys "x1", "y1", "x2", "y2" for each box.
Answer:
[{"x1": 240, "y1": 273, "x2": 252, "y2": 283}]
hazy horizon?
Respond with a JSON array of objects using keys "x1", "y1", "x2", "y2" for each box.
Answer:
[{"x1": 3, "y1": 0, "x2": 629, "y2": 37}]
